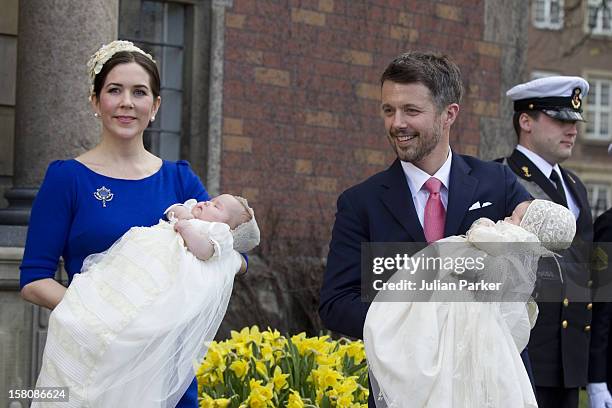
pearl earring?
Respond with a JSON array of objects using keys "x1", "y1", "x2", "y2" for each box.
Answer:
[
  {"x1": 151, "y1": 116, "x2": 156, "y2": 122},
  {"x1": 94, "y1": 112, "x2": 100, "y2": 118}
]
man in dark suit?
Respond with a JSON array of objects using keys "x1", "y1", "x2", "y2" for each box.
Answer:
[
  {"x1": 318, "y1": 51, "x2": 531, "y2": 406},
  {"x1": 501, "y1": 76, "x2": 593, "y2": 408},
  {"x1": 588, "y1": 208, "x2": 612, "y2": 407}
]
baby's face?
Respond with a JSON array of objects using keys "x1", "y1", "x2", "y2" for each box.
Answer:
[
  {"x1": 191, "y1": 194, "x2": 243, "y2": 227},
  {"x1": 504, "y1": 201, "x2": 531, "y2": 226}
]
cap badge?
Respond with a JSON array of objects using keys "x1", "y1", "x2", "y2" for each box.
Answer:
[
  {"x1": 571, "y1": 87, "x2": 582, "y2": 110},
  {"x1": 521, "y1": 166, "x2": 532, "y2": 178}
]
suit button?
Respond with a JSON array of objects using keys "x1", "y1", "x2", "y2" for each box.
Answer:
[
  {"x1": 562, "y1": 320, "x2": 568, "y2": 329},
  {"x1": 585, "y1": 325, "x2": 591, "y2": 332},
  {"x1": 563, "y1": 298, "x2": 569, "y2": 307},
  {"x1": 587, "y1": 303, "x2": 593, "y2": 310},
  {"x1": 588, "y1": 280, "x2": 594, "y2": 288}
]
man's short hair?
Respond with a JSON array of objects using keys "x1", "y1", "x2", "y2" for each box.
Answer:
[
  {"x1": 512, "y1": 110, "x2": 542, "y2": 139},
  {"x1": 380, "y1": 51, "x2": 463, "y2": 112}
]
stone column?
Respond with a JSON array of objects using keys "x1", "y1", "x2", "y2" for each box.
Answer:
[
  {"x1": 479, "y1": 0, "x2": 529, "y2": 160},
  {"x1": 0, "y1": 2, "x2": 117, "y2": 405},
  {"x1": 206, "y1": 0, "x2": 233, "y2": 197},
  {"x1": 0, "y1": 0, "x2": 118, "y2": 228}
]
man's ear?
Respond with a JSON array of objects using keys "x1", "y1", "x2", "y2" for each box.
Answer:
[
  {"x1": 442, "y1": 103, "x2": 460, "y2": 128},
  {"x1": 518, "y1": 112, "x2": 532, "y2": 133}
]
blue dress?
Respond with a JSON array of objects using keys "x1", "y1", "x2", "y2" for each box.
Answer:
[{"x1": 20, "y1": 159, "x2": 208, "y2": 407}]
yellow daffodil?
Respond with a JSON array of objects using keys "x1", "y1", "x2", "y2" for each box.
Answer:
[
  {"x1": 271, "y1": 366, "x2": 289, "y2": 392},
  {"x1": 260, "y1": 343, "x2": 275, "y2": 362},
  {"x1": 230, "y1": 359, "x2": 249, "y2": 379},
  {"x1": 315, "y1": 352, "x2": 340, "y2": 367},
  {"x1": 343, "y1": 341, "x2": 366, "y2": 363},
  {"x1": 200, "y1": 328, "x2": 368, "y2": 406},
  {"x1": 255, "y1": 360, "x2": 268, "y2": 378},
  {"x1": 249, "y1": 325, "x2": 263, "y2": 345},
  {"x1": 312, "y1": 365, "x2": 343, "y2": 390},
  {"x1": 247, "y1": 379, "x2": 274, "y2": 408},
  {"x1": 262, "y1": 327, "x2": 282, "y2": 342},
  {"x1": 337, "y1": 376, "x2": 359, "y2": 395},
  {"x1": 230, "y1": 327, "x2": 251, "y2": 344},
  {"x1": 200, "y1": 394, "x2": 214, "y2": 408},
  {"x1": 206, "y1": 348, "x2": 226, "y2": 372},
  {"x1": 286, "y1": 390, "x2": 305, "y2": 408},
  {"x1": 215, "y1": 398, "x2": 230, "y2": 408},
  {"x1": 200, "y1": 395, "x2": 230, "y2": 408},
  {"x1": 337, "y1": 394, "x2": 354, "y2": 406}
]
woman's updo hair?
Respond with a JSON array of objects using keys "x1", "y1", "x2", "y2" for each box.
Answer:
[{"x1": 92, "y1": 51, "x2": 160, "y2": 100}]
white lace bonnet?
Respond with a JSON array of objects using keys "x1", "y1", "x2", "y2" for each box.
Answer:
[
  {"x1": 232, "y1": 196, "x2": 260, "y2": 253},
  {"x1": 519, "y1": 199, "x2": 576, "y2": 251}
]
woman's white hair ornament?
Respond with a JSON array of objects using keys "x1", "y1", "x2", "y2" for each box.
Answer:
[{"x1": 87, "y1": 40, "x2": 155, "y2": 97}]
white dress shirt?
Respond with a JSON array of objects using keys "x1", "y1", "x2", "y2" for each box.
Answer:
[
  {"x1": 400, "y1": 149, "x2": 452, "y2": 228},
  {"x1": 516, "y1": 144, "x2": 579, "y2": 219}
]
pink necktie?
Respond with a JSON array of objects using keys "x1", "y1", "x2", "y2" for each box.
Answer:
[{"x1": 423, "y1": 177, "x2": 446, "y2": 243}]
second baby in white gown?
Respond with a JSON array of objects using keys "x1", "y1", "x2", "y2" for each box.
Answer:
[{"x1": 364, "y1": 199, "x2": 576, "y2": 408}]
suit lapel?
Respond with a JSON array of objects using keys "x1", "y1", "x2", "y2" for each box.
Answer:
[
  {"x1": 444, "y1": 154, "x2": 478, "y2": 237},
  {"x1": 508, "y1": 149, "x2": 567, "y2": 206},
  {"x1": 380, "y1": 159, "x2": 426, "y2": 242}
]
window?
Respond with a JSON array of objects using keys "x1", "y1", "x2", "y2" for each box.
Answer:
[
  {"x1": 533, "y1": 0, "x2": 564, "y2": 30},
  {"x1": 119, "y1": 0, "x2": 230, "y2": 194},
  {"x1": 585, "y1": 77, "x2": 612, "y2": 140},
  {"x1": 587, "y1": 0, "x2": 612, "y2": 35},
  {"x1": 587, "y1": 182, "x2": 611, "y2": 218},
  {"x1": 119, "y1": 0, "x2": 187, "y2": 161}
]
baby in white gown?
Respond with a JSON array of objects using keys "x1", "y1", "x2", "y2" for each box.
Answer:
[
  {"x1": 364, "y1": 199, "x2": 576, "y2": 408},
  {"x1": 34, "y1": 195, "x2": 260, "y2": 408}
]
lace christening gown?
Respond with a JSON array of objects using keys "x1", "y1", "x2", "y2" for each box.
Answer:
[
  {"x1": 33, "y1": 219, "x2": 241, "y2": 408},
  {"x1": 364, "y1": 219, "x2": 543, "y2": 408}
]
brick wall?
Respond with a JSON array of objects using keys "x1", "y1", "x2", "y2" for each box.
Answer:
[{"x1": 220, "y1": 0, "x2": 504, "y2": 249}]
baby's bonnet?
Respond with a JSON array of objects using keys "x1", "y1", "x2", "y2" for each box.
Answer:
[
  {"x1": 466, "y1": 218, "x2": 539, "y2": 256},
  {"x1": 519, "y1": 199, "x2": 576, "y2": 251}
]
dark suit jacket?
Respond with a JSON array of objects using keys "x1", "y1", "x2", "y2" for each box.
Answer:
[
  {"x1": 320, "y1": 154, "x2": 532, "y2": 406},
  {"x1": 503, "y1": 149, "x2": 593, "y2": 388},
  {"x1": 589, "y1": 209, "x2": 612, "y2": 388},
  {"x1": 319, "y1": 153, "x2": 531, "y2": 337}
]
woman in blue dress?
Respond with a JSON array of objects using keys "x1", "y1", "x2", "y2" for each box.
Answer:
[{"x1": 19, "y1": 40, "x2": 244, "y2": 407}]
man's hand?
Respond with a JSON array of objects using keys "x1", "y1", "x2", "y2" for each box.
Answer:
[{"x1": 588, "y1": 383, "x2": 612, "y2": 408}]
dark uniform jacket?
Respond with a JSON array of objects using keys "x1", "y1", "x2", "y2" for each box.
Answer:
[
  {"x1": 589, "y1": 209, "x2": 612, "y2": 388},
  {"x1": 501, "y1": 149, "x2": 593, "y2": 388}
]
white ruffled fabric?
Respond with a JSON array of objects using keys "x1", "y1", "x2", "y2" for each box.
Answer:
[
  {"x1": 33, "y1": 219, "x2": 242, "y2": 408},
  {"x1": 364, "y1": 220, "x2": 545, "y2": 408}
]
